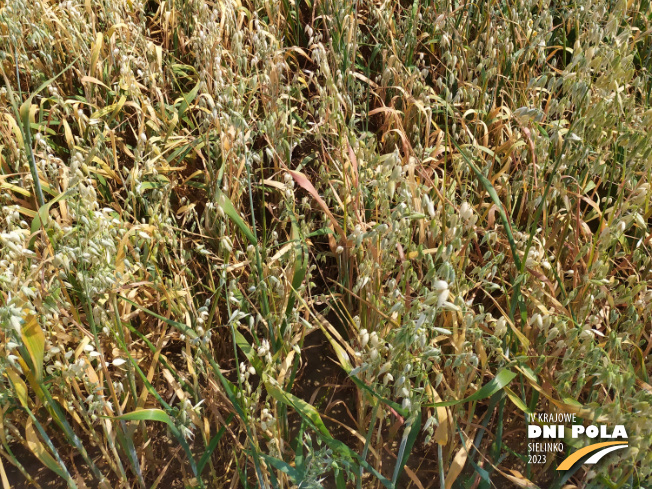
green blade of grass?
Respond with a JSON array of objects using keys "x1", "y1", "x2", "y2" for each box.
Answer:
[
  {"x1": 392, "y1": 411, "x2": 422, "y2": 486},
  {"x1": 215, "y1": 188, "x2": 256, "y2": 245},
  {"x1": 197, "y1": 414, "x2": 234, "y2": 475},
  {"x1": 454, "y1": 140, "x2": 528, "y2": 325},
  {"x1": 424, "y1": 369, "x2": 517, "y2": 408}
]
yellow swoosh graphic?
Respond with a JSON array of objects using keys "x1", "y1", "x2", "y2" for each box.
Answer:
[{"x1": 557, "y1": 441, "x2": 628, "y2": 470}]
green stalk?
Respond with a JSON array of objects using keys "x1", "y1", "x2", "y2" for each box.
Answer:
[
  {"x1": 244, "y1": 157, "x2": 273, "y2": 347},
  {"x1": 357, "y1": 403, "x2": 379, "y2": 489}
]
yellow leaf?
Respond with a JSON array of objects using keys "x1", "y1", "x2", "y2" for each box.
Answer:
[
  {"x1": 0, "y1": 456, "x2": 10, "y2": 489},
  {"x1": 0, "y1": 182, "x2": 31, "y2": 197},
  {"x1": 518, "y1": 367, "x2": 608, "y2": 422},
  {"x1": 445, "y1": 434, "x2": 473, "y2": 489},
  {"x1": 28, "y1": 104, "x2": 38, "y2": 126},
  {"x1": 4, "y1": 114, "x2": 23, "y2": 147},
  {"x1": 74, "y1": 336, "x2": 91, "y2": 360},
  {"x1": 91, "y1": 156, "x2": 118, "y2": 180},
  {"x1": 62, "y1": 119, "x2": 74, "y2": 149},
  {"x1": 90, "y1": 33, "x2": 103, "y2": 76},
  {"x1": 26, "y1": 418, "x2": 68, "y2": 479},
  {"x1": 115, "y1": 224, "x2": 154, "y2": 274},
  {"x1": 6, "y1": 369, "x2": 28, "y2": 408},
  {"x1": 426, "y1": 383, "x2": 450, "y2": 446},
  {"x1": 0, "y1": 406, "x2": 7, "y2": 446},
  {"x1": 107, "y1": 23, "x2": 129, "y2": 37},
  {"x1": 21, "y1": 315, "x2": 45, "y2": 382},
  {"x1": 507, "y1": 315, "x2": 530, "y2": 350},
  {"x1": 504, "y1": 470, "x2": 540, "y2": 488},
  {"x1": 475, "y1": 339, "x2": 487, "y2": 370}
]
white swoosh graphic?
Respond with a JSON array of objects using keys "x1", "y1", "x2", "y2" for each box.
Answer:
[{"x1": 584, "y1": 444, "x2": 628, "y2": 464}]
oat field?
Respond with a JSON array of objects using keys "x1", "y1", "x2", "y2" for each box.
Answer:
[{"x1": 0, "y1": 0, "x2": 651, "y2": 487}]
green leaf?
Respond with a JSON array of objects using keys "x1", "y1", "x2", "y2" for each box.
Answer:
[
  {"x1": 118, "y1": 301, "x2": 274, "y2": 485},
  {"x1": 259, "y1": 454, "x2": 301, "y2": 482},
  {"x1": 454, "y1": 141, "x2": 528, "y2": 327},
  {"x1": 138, "y1": 181, "x2": 168, "y2": 191},
  {"x1": 165, "y1": 137, "x2": 203, "y2": 164},
  {"x1": 504, "y1": 387, "x2": 533, "y2": 415},
  {"x1": 107, "y1": 408, "x2": 199, "y2": 477},
  {"x1": 393, "y1": 412, "x2": 422, "y2": 485},
  {"x1": 424, "y1": 369, "x2": 517, "y2": 408},
  {"x1": 264, "y1": 376, "x2": 394, "y2": 489},
  {"x1": 314, "y1": 315, "x2": 407, "y2": 417},
  {"x1": 349, "y1": 375, "x2": 407, "y2": 417},
  {"x1": 118, "y1": 296, "x2": 196, "y2": 338},
  {"x1": 110, "y1": 408, "x2": 173, "y2": 425},
  {"x1": 289, "y1": 221, "x2": 307, "y2": 299},
  {"x1": 234, "y1": 331, "x2": 264, "y2": 375},
  {"x1": 177, "y1": 81, "x2": 201, "y2": 119},
  {"x1": 13, "y1": 57, "x2": 80, "y2": 207},
  {"x1": 264, "y1": 378, "x2": 332, "y2": 438},
  {"x1": 335, "y1": 469, "x2": 347, "y2": 489},
  {"x1": 215, "y1": 188, "x2": 256, "y2": 245},
  {"x1": 28, "y1": 190, "x2": 73, "y2": 250},
  {"x1": 106, "y1": 406, "x2": 198, "y2": 481},
  {"x1": 321, "y1": 437, "x2": 394, "y2": 489},
  {"x1": 456, "y1": 145, "x2": 520, "y2": 270},
  {"x1": 18, "y1": 56, "x2": 80, "y2": 116},
  {"x1": 306, "y1": 227, "x2": 335, "y2": 238},
  {"x1": 197, "y1": 414, "x2": 233, "y2": 474},
  {"x1": 283, "y1": 218, "x2": 307, "y2": 337}
]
